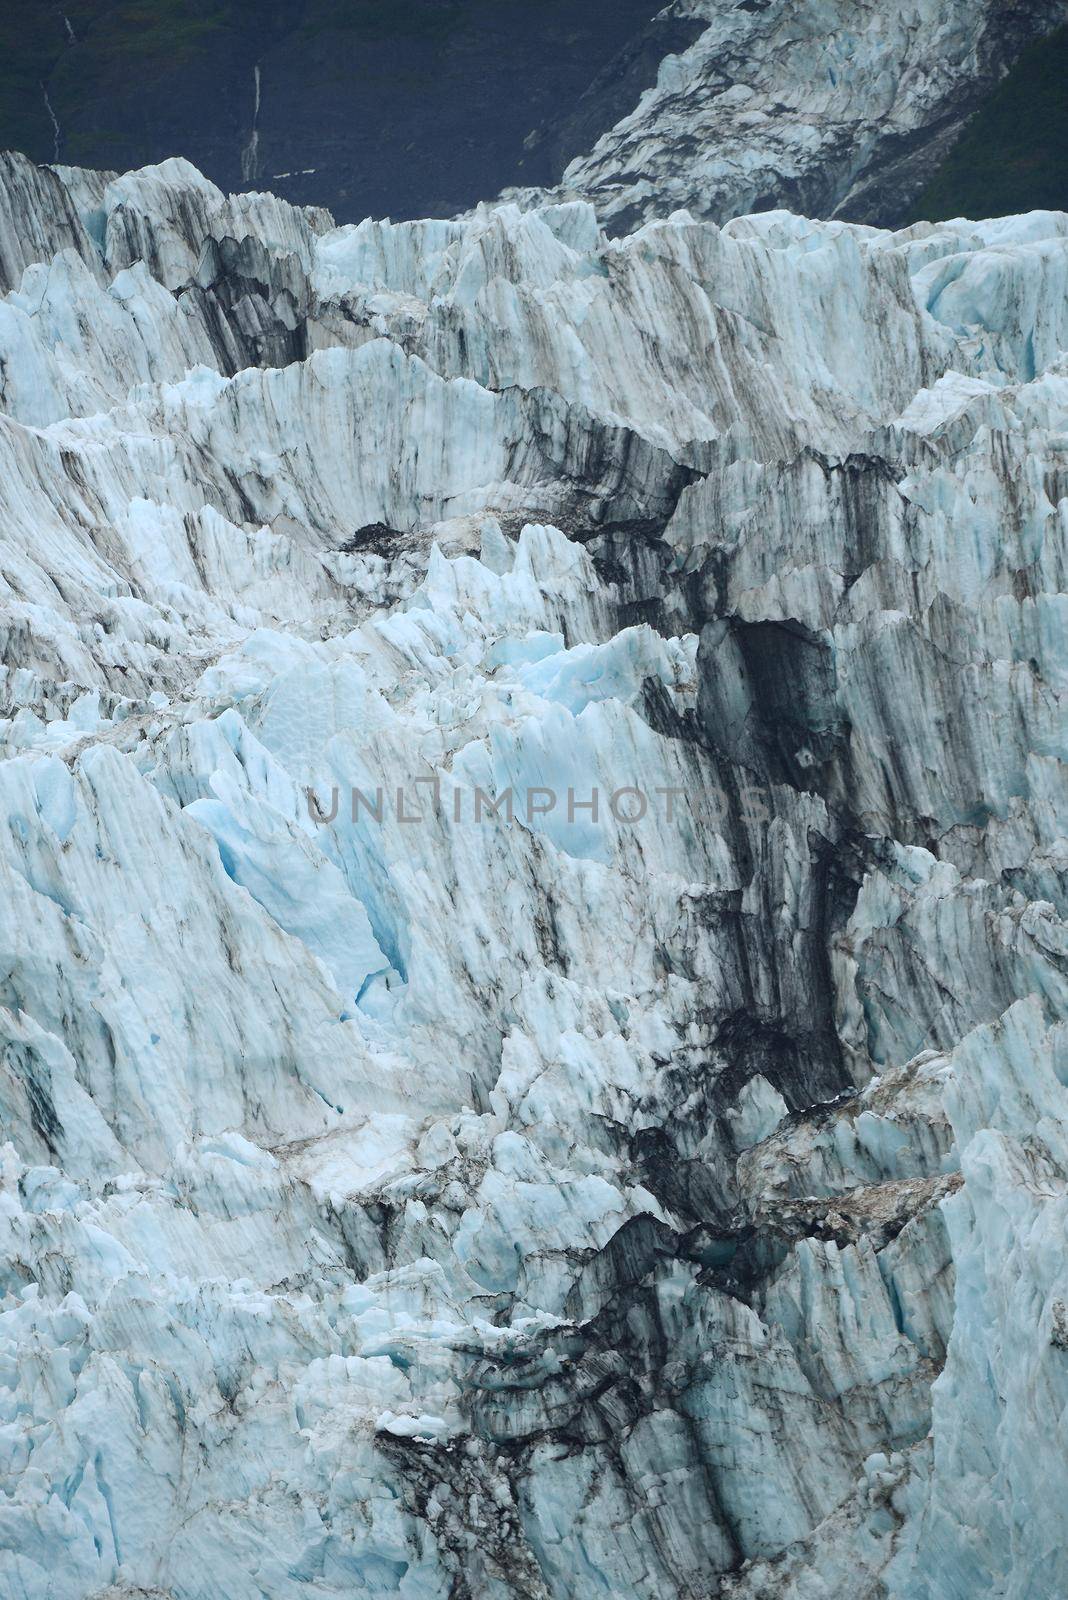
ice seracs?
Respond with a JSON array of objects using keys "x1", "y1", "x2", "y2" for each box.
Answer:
[{"x1": 0, "y1": 149, "x2": 1065, "y2": 1598}]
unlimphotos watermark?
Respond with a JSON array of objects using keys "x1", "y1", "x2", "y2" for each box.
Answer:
[{"x1": 305, "y1": 780, "x2": 771, "y2": 828}]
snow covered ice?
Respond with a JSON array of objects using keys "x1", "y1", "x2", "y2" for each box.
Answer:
[{"x1": 0, "y1": 141, "x2": 1066, "y2": 1599}]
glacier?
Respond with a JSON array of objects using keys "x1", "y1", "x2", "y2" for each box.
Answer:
[
  {"x1": 0, "y1": 144, "x2": 1066, "y2": 1599},
  {"x1": 500, "y1": 0, "x2": 1068, "y2": 232}
]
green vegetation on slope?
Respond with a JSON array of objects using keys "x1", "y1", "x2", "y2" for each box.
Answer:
[
  {"x1": 910, "y1": 24, "x2": 1068, "y2": 223},
  {"x1": 0, "y1": 0, "x2": 668, "y2": 224},
  {"x1": 0, "y1": 1, "x2": 229, "y2": 162}
]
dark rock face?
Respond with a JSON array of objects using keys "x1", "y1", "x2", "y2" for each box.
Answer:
[{"x1": 1, "y1": 0, "x2": 672, "y2": 223}]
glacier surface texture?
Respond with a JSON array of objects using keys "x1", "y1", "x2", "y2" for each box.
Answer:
[{"x1": 0, "y1": 142, "x2": 1066, "y2": 1600}]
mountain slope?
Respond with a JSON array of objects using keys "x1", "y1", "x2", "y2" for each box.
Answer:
[
  {"x1": 0, "y1": 0, "x2": 677, "y2": 221},
  {"x1": 4, "y1": 1, "x2": 1066, "y2": 231},
  {"x1": 910, "y1": 22, "x2": 1068, "y2": 222}
]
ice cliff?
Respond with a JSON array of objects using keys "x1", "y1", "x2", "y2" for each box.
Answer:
[{"x1": 0, "y1": 147, "x2": 1066, "y2": 1599}]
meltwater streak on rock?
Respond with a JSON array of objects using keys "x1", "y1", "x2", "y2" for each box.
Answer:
[
  {"x1": 241, "y1": 64, "x2": 262, "y2": 187},
  {"x1": 0, "y1": 150, "x2": 1065, "y2": 1599}
]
